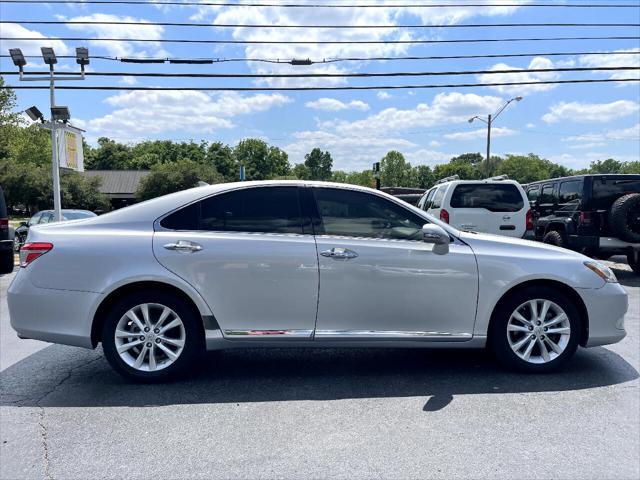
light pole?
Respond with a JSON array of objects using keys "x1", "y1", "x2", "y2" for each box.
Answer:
[
  {"x1": 469, "y1": 96, "x2": 523, "y2": 177},
  {"x1": 9, "y1": 47, "x2": 89, "y2": 221}
]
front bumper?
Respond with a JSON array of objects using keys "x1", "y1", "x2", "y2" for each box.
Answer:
[
  {"x1": 7, "y1": 269, "x2": 102, "y2": 348},
  {"x1": 577, "y1": 281, "x2": 628, "y2": 347}
]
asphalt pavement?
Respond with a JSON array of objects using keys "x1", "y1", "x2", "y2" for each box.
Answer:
[{"x1": 1, "y1": 260, "x2": 638, "y2": 479}]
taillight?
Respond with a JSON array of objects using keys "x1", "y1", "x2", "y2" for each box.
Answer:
[
  {"x1": 579, "y1": 211, "x2": 593, "y2": 226},
  {"x1": 19, "y1": 242, "x2": 53, "y2": 268},
  {"x1": 440, "y1": 208, "x2": 450, "y2": 224},
  {"x1": 0, "y1": 218, "x2": 7, "y2": 231},
  {"x1": 526, "y1": 209, "x2": 534, "y2": 231}
]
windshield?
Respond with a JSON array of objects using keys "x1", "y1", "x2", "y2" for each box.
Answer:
[{"x1": 63, "y1": 211, "x2": 97, "y2": 220}]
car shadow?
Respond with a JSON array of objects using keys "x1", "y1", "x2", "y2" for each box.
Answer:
[{"x1": 1, "y1": 344, "x2": 637, "y2": 412}]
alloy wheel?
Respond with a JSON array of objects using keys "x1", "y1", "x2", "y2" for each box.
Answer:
[
  {"x1": 114, "y1": 303, "x2": 186, "y2": 372},
  {"x1": 507, "y1": 299, "x2": 571, "y2": 364}
]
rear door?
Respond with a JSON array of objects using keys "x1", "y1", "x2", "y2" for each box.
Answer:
[
  {"x1": 448, "y1": 183, "x2": 526, "y2": 237},
  {"x1": 153, "y1": 185, "x2": 319, "y2": 339}
]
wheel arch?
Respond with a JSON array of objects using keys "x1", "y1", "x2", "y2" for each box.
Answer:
[
  {"x1": 91, "y1": 280, "x2": 210, "y2": 348},
  {"x1": 487, "y1": 279, "x2": 589, "y2": 347}
]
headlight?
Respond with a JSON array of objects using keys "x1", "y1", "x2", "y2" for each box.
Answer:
[{"x1": 584, "y1": 261, "x2": 618, "y2": 283}]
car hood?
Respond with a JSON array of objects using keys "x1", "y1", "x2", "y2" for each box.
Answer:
[{"x1": 459, "y1": 230, "x2": 589, "y2": 260}]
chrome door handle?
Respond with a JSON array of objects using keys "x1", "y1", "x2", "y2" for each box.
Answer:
[
  {"x1": 163, "y1": 240, "x2": 203, "y2": 253},
  {"x1": 320, "y1": 247, "x2": 358, "y2": 259}
]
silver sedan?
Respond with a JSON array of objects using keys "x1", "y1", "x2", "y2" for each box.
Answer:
[{"x1": 8, "y1": 181, "x2": 627, "y2": 381}]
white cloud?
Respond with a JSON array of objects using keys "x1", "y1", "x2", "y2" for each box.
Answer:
[
  {"x1": 119, "y1": 76, "x2": 138, "y2": 85},
  {"x1": 578, "y1": 48, "x2": 640, "y2": 82},
  {"x1": 61, "y1": 13, "x2": 167, "y2": 57},
  {"x1": 82, "y1": 91, "x2": 292, "y2": 141},
  {"x1": 377, "y1": 92, "x2": 392, "y2": 100},
  {"x1": 0, "y1": 23, "x2": 70, "y2": 56},
  {"x1": 305, "y1": 98, "x2": 369, "y2": 111},
  {"x1": 429, "y1": 140, "x2": 443, "y2": 147},
  {"x1": 405, "y1": 149, "x2": 454, "y2": 166},
  {"x1": 326, "y1": 92, "x2": 504, "y2": 135},
  {"x1": 562, "y1": 123, "x2": 640, "y2": 146},
  {"x1": 476, "y1": 57, "x2": 561, "y2": 95},
  {"x1": 548, "y1": 152, "x2": 640, "y2": 170},
  {"x1": 542, "y1": 100, "x2": 640, "y2": 124},
  {"x1": 526, "y1": 123, "x2": 535, "y2": 128},
  {"x1": 444, "y1": 127, "x2": 517, "y2": 141}
]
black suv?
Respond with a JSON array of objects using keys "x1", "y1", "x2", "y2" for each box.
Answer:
[
  {"x1": 0, "y1": 185, "x2": 14, "y2": 274},
  {"x1": 524, "y1": 174, "x2": 640, "y2": 274}
]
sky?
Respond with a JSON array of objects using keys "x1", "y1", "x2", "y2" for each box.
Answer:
[{"x1": 1, "y1": 0, "x2": 639, "y2": 172}]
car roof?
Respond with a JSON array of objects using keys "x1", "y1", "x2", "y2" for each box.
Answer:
[
  {"x1": 432, "y1": 179, "x2": 522, "y2": 188},
  {"x1": 525, "y1": 173, "x2": 640, "y2": 187}
]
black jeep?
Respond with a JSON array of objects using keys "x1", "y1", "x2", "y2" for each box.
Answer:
[{"x1": 524, "y1": 174, "x2": 640, "y2": 274}]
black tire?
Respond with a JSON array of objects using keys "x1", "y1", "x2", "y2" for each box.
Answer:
[
  {"x1": 609, "y1": 193, "x2": 640, "y2": 243},
  {"x1": 101, "y1": 290, "x2": 204, "y2": 382},
  {"x1": 543, "y1": 230, "x2": 566, "y2": 248},
  {"x1": 628, "y1": 252, "x2": 640, "y2": 275},
  {"x1": 0, "y1": 251, "x2": 13, "y2": 275},
  {"x1": 489, "y1": 286, "x2": 581, "y2": 373}
]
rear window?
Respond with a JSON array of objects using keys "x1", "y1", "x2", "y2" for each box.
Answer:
[
  {"x1": 450, "y1": 184, "x2": 524, "y2": 212},
  {"x1": 592, "y1": 178, "x2": 640, "y2": 209},
  {"x1": 63, "y1": 211, "x2": 96, "y2": 220}
]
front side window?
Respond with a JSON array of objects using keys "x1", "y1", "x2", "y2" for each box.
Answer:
[
  {"x1": 540, "y1": 184, "x2": 556, "y2": 204},
  {"x1": 450, "y1": 184, "x2": 524, "y2": 212},
  {"x1": 431, "y1": 187, "x2": 446, "y2": 209},
  {"x1": 160, "y1": 186, "x2": 304, "y2": 234},
  {"x1": 558, "y1": 180, "x2": 583, "y2": 208},
  {"x1": 313, "y1": 187, "x2": 425, "y2": 241}
]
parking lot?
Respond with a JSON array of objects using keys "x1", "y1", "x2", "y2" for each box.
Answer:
[{"x1": 0, "y1": 260, "x2": 638, "y2": 479}]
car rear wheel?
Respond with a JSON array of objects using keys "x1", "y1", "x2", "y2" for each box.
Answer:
[
  {"x1": 101, "y1": 290, "x2": 204, "y2": 382},
  {"x1": 542, "y1": 230, "x2": 566, "y2": 248},
  {"x1": 490, "y1": 287, "x2": 581, "y2": 373}
]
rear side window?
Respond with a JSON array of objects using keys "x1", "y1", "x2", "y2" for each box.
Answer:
[
  {"x1": 592, "y1": 178, "x2": 640, "y2": 209},
  {"x1": 540, "y1": 184, "x2": 556, "y2": 204},
  {"x1": 450, "y1": 184, "x2": 524, "y2": 212},
  {"x1": 558, "y1": 180, "x2": 582, "y2": 205},
  {"x1": 431, "y1": 187, "x2": 446, "y2": 209},
  {"x1": 527, "y1": 186, "x2": 540, "y2": 201},
  {"x1": 161, "y1": 187, "x2": 303, "y2": 234}
]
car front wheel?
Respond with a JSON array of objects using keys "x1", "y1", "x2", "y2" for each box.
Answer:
[
  {"x1": 490, "y1": 287, "x2": 581, "y2": 373},
  {"x1": 101, "y1": 290, "x2": 204, "y2": 382}
]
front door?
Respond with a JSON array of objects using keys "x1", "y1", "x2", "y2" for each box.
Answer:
[
  {"x1": 310, "y1": 186, "x2": 478, "y2": 341},
  {"x1": 153, "y1": 185, "x2": 319, "y2": 340}
]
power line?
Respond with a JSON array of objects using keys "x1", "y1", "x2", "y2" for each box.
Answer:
[
  {"x1": 3, "y1": 50, "x2": 638, "y2": 65},
  {"x1": 5, "y1": 20, "x2": 639, "y2": 29},
  {"x1": 4, "y1": 35, "x2": 639, "y2": 45},
  {"x1": 1, "y1": 0, "x2": 638, "y2": 7},
  {"x1": 2, "y1": 78, "x2": 638, "y2": 91},
  {"x1": 4, "y1": 66, "x2": 638, "y2": 78}
]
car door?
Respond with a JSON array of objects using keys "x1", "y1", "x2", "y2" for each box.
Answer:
[
  {"x1": 153, "y1": 185, "x2": 319, "y2": 340},
  {"x1": 310, "y1": 186, "x2": 478, "y2": 341}
]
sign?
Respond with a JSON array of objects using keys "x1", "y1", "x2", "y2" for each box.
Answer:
[{"x1": 56, "y1": 125, "x2": 85, "y2": 172}]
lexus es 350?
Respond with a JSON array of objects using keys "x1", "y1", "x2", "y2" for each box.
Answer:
[{"x1": 8, "y1": 181, "x2": 627, "y2": 381}]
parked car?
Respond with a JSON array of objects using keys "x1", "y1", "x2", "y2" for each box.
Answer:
[
  {"x1": 13, "y1": 209, "x2": 97, "y2": 252},
  {"x1": 8, "y1": 181, "x2": 627, "y2": 382},
  {"x1": 417, "y1": 175, "x2": 533, "y2": 238},
  {"x1": 0, "y1": 185, "x2": 14, "y2": 274},
  {"x1": 524, "y1": 174, "x2": 640, "y2": 274}
]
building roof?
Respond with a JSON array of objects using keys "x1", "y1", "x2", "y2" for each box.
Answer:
[{"x1": 82, "y1": 170, "x2": 150, "y2": 196}]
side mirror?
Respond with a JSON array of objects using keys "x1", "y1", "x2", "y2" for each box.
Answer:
[
  {"x1": 20, "y1": 221, "x2": 28, "y2": 228},
  {"x1": 422, "y1": 224, "x2": 450, "y2": 255}
]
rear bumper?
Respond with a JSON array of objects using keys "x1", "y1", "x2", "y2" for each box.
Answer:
[
  {"x1": 577, "y1": 281, "x2": 628, "y2": 347},
  {"x1": 7, "y1": 269, "x2": 101, "y2": 348}
]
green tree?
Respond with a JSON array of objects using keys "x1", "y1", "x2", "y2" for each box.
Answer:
[
  {"x1": 207, "y1": 142, "x2": 236, "y2": 181},
  {"x1": 60, "y1": 171, "x2": 110, "y2": 211},
  {"x1": 621, "y1": 161, "x2": 640, "y2": 174},
  {"x1": 380, "y1": 150, "x2": 412, "y2": 187},
  {"x1": 450, "y1": 152, "x2": 484, "y2": 165},
  {"x1": 304, "y1": 148, "x2": 333, "y2": 181},
  {"x1": 0, "y1": 76, "x2": 21, "y2": 161},
  {"x1": 495, "y1": 154, "x2": 568, "y2": 184},
  {"x1": 234, "y1": 139, "x2": 290, "y2": 180},
  {"x1": 137, "y1": 158, "x2": 222, "y2": 201},
  {"x1": 292, "y1": 163, "x2": 310, "y2": 180},
  {"x1": 85, "y1": 137, "x2": 132, "y2": 170},
  {"x1": 433, "y1": 161, "x2": 478, "y2": 181},
  {"x1": 413, "y1": 165, "x2": 434, "y2": 189},
  {"x1": 588, "y1": 158, "x2": 623, "y2": 174}
]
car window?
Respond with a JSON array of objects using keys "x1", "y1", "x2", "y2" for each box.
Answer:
[
  {"x1": 313, "y1": 187, "x2": 425, "y2": 241},
  {"x1": 39, "y1": 213, "x2": 53, "y2": 224},
  {"x1": 63, "y1": 211, "x2": 96, "y2": 220},
  {"x1": 450, "y1": 184, "x2": 524, "y2": 212},
  {"x1": 422, "y1": 188, "x2": 436, "y2": 210},
  {"x1": 161, "y1": 186, "x2": 304, "y2": 234},
  {"x1": 431, "y1": 186, "x2": 446, "y2": 209},
  {"x1": 592, "y1": 177, "x2": 640, "y2": 210},
  {"x1": 540, "y1": 184, "x2": 556, "y2": 204},
  {"x1": 28, "y1": 213, "x2": 42, "y2": 226},
  {"x1": 558, "y1": 180, "x2": 583, "y2": 209},
  {"x1": 527, "y1": 186, "x2": 540, "y2": 201}
]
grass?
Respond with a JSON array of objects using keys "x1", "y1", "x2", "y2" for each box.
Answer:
[{"x1": 8, "y1": 218, "x2": 28, "y2": 228}]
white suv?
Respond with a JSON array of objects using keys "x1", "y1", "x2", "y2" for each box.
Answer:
[{"x1": 417, "y1": 175, "x2": 533, "y2": 238}]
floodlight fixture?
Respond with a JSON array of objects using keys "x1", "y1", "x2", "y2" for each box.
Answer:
[
  {"x1": 515, "y1": 96, "x2": 523, "y2": 102},
  {"x1": 25, "y1": 106, "x2": 44, "y2": 122},
  {"x1": 41, "y1": 47, "x2": 57, "y2": 65},
  {"x1": 75, "y1": 47, "x2": 89, "y2": 66},
  {"x1": 51, "y1": 106, "x2": 70, "y2": 122},
  {"x1": 9, "y1": 48, "x2": 26, "y2": 67}
]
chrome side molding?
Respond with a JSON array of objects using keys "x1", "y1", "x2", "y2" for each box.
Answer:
[
  {"x1": 224, "y1": 329, "x2": 314, "y2": 339},
  {"x1": 314, "y1": 330, "x2": 473, "y2": 341}
]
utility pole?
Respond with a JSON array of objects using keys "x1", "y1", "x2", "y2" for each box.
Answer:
[
  {"x1": 9, "y1": 47, "x2": 88, "y2": 221},
  {"x1": 469, "y1": 96, "x2": 522, "y2": 177}
]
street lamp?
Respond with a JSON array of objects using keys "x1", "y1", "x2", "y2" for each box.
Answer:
[
  {"x1": 7, "y1": 47, "x2": 89, "y2": 222},
  {"x1": 469, "y1": 96, "x2": 523, "y2": 176}
]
